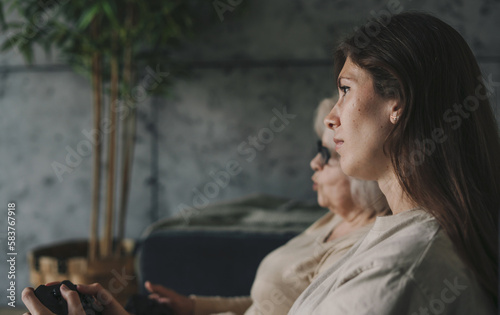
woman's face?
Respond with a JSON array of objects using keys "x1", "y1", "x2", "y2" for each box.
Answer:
[
  {"x1": 310, "y1": 128, "x2": 354, "y2": 210},
  {"x1": 325, "y1": 57, "x2": 396, "y2": 181}
]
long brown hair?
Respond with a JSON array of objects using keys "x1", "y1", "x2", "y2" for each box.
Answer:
[{"x1": 334, "y1": 11, "x2": 500, "y2": 305}]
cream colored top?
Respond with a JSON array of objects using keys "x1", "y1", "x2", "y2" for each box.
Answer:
[
  {"x1": 288, "y1": 209, "x2": 495, "y2": 315},
  {"x1": 191, "y1": 212, "x2": 373, "y2": 315}
]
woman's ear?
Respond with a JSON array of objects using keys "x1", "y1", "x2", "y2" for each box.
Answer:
[{"x1": 389, "y1": 100, "x2": 402, "y2": 124}]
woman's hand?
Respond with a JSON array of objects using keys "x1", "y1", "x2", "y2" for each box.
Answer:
[
  {"x1": 22, "y1": 284, "x2": 85, "y2": 315},
  {"x1": 145, "y1": 281, "x2": 195, "y2": 315},
  {"x1": 21, "y1": 282, "x2": 130, "y2": 315}
]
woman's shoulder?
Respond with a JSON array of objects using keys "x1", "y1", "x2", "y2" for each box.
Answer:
[
  {"x1": 327, "y1": 209, "x2": 468, "y2": 286},
  {"x1": 354, "y1": 209, "x2": 457, "y2": 269},
  {"x1": 293, "y1": 235, "x2": 493, "y2": 315},
  {"x1": 348, "y1": 210, "x2": 489, "y2": 299},
  {"x1": 293, "y1": 210, "x2": 493, "y2": 314},
  {"x1": 371, "y1": 228, "x2": 492, "y2": 314}
]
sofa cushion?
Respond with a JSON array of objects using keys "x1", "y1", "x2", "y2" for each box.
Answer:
[
  {"x1": 136, "y1": 194, "x2": 326, "y2": 296},
  {"x1": 137, "y1": 230, "x2": 298, "y2": 296}
]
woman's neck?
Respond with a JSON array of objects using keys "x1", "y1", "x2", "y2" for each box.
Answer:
[
  {"x1": 378, "y1": 171, "x2": 418, "y2": 215},
  {"x1": 327, "y1": 205, "x2": 374, "y2": 241},
  {"x1": 330, "y1": 202, "x2": 374, "y2": 228}
]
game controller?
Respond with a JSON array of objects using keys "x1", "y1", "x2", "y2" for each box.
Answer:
[
  {"x1": 125, "y1": 294, "x2": 174, "y2": 315},
  {"x1": 34, "y1": 280, "x2": 102, "y2": 315}
]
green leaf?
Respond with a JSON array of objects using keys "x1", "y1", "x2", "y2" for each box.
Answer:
[
  {"x1": 77, "y1": 3, "x2": 100, "y2": 30},
  {"x1": 101, "y1": 2, "x2": 119, "y2": 28},
  {"x1": 2, "y1": 0, "x2": 213, "y2": 95},
  {"x1": 0, "y1": 33, "x2": 24, "y2": 52}
]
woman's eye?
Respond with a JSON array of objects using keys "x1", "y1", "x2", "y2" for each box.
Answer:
[{"x1": 340, "y1": 86, "x2": 350, "y2": 95}]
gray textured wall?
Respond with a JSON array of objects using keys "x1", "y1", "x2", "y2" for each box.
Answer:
[{"x1": 0, "y1": 0, "x2": 499, "y2": 307}]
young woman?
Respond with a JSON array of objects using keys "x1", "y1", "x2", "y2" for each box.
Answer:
[
  {"x1": 21, "y1": 98, "x2": 390, "y2": 315},
  {"x1": 288, "y1": 11, "x2": 499, "y2": 314}
]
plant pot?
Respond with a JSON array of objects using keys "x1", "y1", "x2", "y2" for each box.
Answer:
[{"x1": 28, "y1": 239, "x2": 137, "y2": 306}]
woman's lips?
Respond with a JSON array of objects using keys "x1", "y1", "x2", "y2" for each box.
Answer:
[
  {"x1": 312, "y1": 182, "x2": 318, "y2": 191},
  {"x1": 333, "y1": 138, "x2": 344, "y2": 151}
]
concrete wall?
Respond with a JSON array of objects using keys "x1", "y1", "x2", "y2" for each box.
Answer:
[{"x1": 0, "y1": 0, "x2": 499, "y2": 307}]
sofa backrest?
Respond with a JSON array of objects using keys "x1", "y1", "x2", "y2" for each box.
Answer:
[{"x1": 136, "y1": 230, "x2": 298, "y2": 296}]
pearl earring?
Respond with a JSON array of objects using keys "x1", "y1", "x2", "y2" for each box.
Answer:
[{"x1": 390, "y1": 114, "x2": 399, "y2": 122}]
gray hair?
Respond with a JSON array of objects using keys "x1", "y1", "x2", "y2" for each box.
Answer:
[
  {"x1": 313, "y1": 97, "x2": 336, "y2": 137},
  {"x1": 349, "y1": 178, "x2": 391, "y2": 217},
  {"x1": 313, "y1": 95, "x2": 391, "y2": 217}
]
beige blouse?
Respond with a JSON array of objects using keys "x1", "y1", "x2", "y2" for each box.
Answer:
[
  {"x1": 288, "y1": 209, "x2": 495, "y2": 315},
  {"x1": 191, "y1": 212, "x2": 373, "y2": 315}
]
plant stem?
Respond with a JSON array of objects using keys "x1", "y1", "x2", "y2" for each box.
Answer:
[
  {"x1": 89, "y1": 16, "x2": 102, "y2": 262},
  {"x1": 102, "y1": 32, "x2": 119, "y2": 258},
  {"x1": 115, "y1": 3, "x2": 135, "y2": 257}
]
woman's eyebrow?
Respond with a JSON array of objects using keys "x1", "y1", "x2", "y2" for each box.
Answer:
[
  {"x1": 337, "y1": 76, "x2": 356, "y2": 87},
  {"x1": 338, "y1": 76, "x2": 356, "y2": 83}
]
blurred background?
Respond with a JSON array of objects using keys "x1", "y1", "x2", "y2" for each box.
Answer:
[{"x1": 0, "y1": 0, "x2": 499, "y2": 308}]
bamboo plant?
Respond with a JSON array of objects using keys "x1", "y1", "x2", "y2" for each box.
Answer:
[{"x1": 1, "y1": 0, "x2": 203, "y2": 260}]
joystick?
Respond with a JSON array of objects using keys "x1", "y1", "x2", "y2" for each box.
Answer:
[{"x1": 34, "y1": 280, "x2": 102, "y2": 315}]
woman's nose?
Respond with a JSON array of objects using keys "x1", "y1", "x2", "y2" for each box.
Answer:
[
  {"x1": 310, "y1": 153, "x2": 322, "y2": 171},
  {"x1": 324, "y1": 104, "x2": 340, "y2": 130}
]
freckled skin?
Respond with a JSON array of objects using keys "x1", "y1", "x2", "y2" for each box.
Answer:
[{"x1": 325, "y1": 58, "x2": 397, "y2": 181}]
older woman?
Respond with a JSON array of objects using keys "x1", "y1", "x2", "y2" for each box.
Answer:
[
  {"x1": 21, "y1": 97, "x2": 390, "y2": 315},
  {"x1": 288, "y1": 12, "x2": 499, "y2": 315}
]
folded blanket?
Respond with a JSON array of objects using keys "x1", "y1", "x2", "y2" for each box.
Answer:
[{"x1": 141, "y1": 193, "x2": 326, "y2": 237}]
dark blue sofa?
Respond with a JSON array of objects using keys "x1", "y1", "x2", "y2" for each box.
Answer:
[{"x1": 135, "y1": 194, "x2": 325, "y2": 297}]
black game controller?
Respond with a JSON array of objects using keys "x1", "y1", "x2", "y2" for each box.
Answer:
[
  {"x1": 34, "y1": 280, "x2": 102, "y2": 315},
  {"x1": 125, "y1": 294, "x2": 174, "y2": 315}
]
